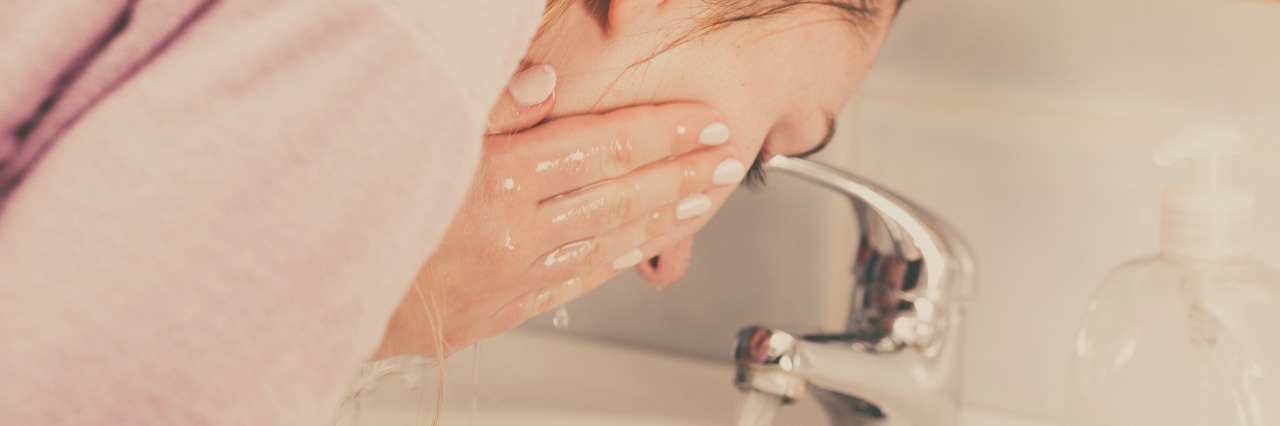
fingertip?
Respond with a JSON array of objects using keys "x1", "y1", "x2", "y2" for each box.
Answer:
[
  {"x1": 698, "y1": 121, "x2": 730, "y2": 146},
  {"x1": 510, "y1": 64, "x2": 557, "y2": 106},
  {"x1": 488, "y1": 65, "x2": 559, "y2": 134},
  {"x1": 635, "y1": 237, "x2": 695, "y2": 291},
  {"x1": 518, "y1": 80, "x2": 557, "y2": 114}
]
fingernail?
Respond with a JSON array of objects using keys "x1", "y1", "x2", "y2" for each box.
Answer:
[
  {"x1": 676, "y1": 194, "x2": 712, "y2": 220},
  {"x1": 612, "y1": 249, "x2": 644, "y2": 270},
  {"x1": 699, "y1": 122, "x2": 730, "y2": 146},
  {"x1": 509, "y1": 64, "x2": 557, "y2": 106},
  {"x1": 713, "y1": 158, "x2": 746, "y2": 186}
]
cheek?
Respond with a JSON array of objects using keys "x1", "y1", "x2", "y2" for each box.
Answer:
[
  {"x1": 714, "y1": 81, "x2": 781, "y2": 160},
  {"x1": 708, "y1": 97, "x2": 772, "y2": 164},
  {"x1": 734, "y1": 127, "x2": 768, "y2": 161}
]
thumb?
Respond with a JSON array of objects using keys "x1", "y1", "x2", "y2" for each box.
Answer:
[{"x1": 487, "y1": 63, "x2": 558, "y2": 135}]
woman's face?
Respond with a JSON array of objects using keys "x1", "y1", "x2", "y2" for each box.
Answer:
[{"x1": 526, "y1": 0, "x2": 897, "y2": 280}]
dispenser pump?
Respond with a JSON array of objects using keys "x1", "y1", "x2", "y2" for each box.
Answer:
[{"x1": 1153, "y1": 123, "x2": 1255, "y2": 259}]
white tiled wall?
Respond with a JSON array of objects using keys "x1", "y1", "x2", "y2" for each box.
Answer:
[{"x1": 526, "y1": 0, "x2": 1280, "y2": 422}]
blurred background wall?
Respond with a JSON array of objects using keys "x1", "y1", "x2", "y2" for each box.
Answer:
[{"x1": 524, "y1": 0, "x2": 1280, "y2": 421}]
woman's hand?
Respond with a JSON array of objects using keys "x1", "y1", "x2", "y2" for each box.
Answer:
[{"x1": 373, "y1": 66, "x2": 746, "y2": 359}]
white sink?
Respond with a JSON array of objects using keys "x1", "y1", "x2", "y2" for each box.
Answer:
[{"x1": 338, "y1": 329, "x2": 1053, "y2": 426}]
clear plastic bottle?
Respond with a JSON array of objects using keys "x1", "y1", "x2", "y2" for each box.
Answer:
[{"x1": 1064, "y1": 124, "x2": 1280, "y2": 426}]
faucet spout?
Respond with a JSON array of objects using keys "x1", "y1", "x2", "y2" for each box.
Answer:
[{"x1": 732, "y1": 157, "x2": 973, "y2": 426}]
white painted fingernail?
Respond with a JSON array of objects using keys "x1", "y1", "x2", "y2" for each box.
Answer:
[
  {"x1": 509, "y1": 65, "x2": 557, "y2": 106},
  {"x1": 612, "y1": 249, "x2": 644, "y2": 270},
  {"x1": 713, "y1": 158, "x2": 746, "y2": 186},
  {"x1": 699, "y1": 122, "x2": 730, "y2": 146},
  {"x1": 676, "y1": 194, "x2": 712, "y2": 220}
]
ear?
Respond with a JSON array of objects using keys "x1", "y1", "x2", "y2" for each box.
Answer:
[{"x1": 605, "y1": 0, "x2": 676, "y2": 36}]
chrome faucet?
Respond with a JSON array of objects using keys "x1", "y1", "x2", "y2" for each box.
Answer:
[{"x1": 733, "y1": 156, "x2": 974, "y2": 426}]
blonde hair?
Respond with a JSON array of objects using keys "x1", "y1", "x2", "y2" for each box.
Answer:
[{"x1": 540, "y1": 0, "x2": 578, "y2": 38}]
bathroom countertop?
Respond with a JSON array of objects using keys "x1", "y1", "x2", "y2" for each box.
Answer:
[{"x1": 353, "y1": 328, "x2": 1056, "y2": 426}]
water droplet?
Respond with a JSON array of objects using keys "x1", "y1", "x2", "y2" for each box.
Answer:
[
  {"x1": 552, "y1": 306, "x2": 570, "y2": 330},
  {"x1": 543, "y1": 241, "x2": 594, "y2": 266}
]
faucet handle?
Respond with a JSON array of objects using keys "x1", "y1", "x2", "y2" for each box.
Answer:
[{"x1": 732, "y1": 326, "x2": 807, "y2": 403}]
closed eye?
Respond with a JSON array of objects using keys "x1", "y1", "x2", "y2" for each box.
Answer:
[{"x1": 742, "y1": 112, "x2": 837, "y2": 190}]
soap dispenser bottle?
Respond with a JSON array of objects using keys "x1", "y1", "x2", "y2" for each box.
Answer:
[{"x1": 1065, "y1": 124, "x2": 1280, "y2": 426}]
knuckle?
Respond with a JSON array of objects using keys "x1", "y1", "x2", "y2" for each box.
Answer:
[
  {"x1": 607, "y1": 185, "x2": 640, "y2": 224},
  {"x1": 678, "y1": 163, "x2": 701, "y2": 197},
  {"x1": 644, "y1": 209, "x2": 677, "y2": 240},
  {"x1": 580, "y1": 243, "x2": 609, "y2": 271},
  {"x1": 573, "y1": 208, "x2": 609, "y2": 235},
  {"x1": 532, "y1": 287, "x2": 557, "y2": 312},
  {"x1": 545, "y1": 266, "x2": 579, "y2": 284},
  {"x1": 516, "y1": 286, "x2": 555, "y2": 314},
  {"x1": 535, "y1": 283, "x2": 580, "y2": 315},
  {"x1": 542, "y1": 239, "x2": 599, "y2": 281},
  {"x1": 606, "y1": 131, "x2": 637, "y2": 174}
]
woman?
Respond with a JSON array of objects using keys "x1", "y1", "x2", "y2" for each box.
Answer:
[
  {"x1": 0, "y1": 0, "x2": 898, "y2": 424},
  {"x1": 375, "y1": 0, "x2": 901, "y2": 358}
]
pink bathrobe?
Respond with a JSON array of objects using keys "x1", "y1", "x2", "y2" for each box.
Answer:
[{"x1": 0, "y1": 1, "x2": 541, "y2": 424}]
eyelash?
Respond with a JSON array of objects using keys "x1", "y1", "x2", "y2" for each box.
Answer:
[
  {"x1": 742, "y1": 147, "x2": 771, "y2": 190},
  {"x1": 742, "y1": 111, "x2": 837, "y2": 191}
]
